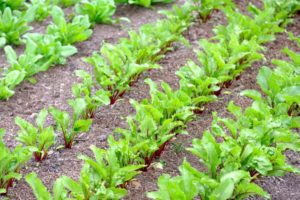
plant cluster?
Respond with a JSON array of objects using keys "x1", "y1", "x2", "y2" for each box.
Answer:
[
  {"x1": 0, "y1": 34, "x2": 77, "y2": 100},
  {"x1": 26, "y1": 144, "x2": 144, "y2": 199},
  {"x1": 149, "y1": 97, "x2": 300, "y2": 199},
  {"x1": 72, "y1": 70, "x2": 111, "y2": 119},
  {"x1": 0, "y1": 0, "x2": 185, "y2": 197},
  {"x1": 47, "y1": 6, "x2": 93, "y2": 45},
  {"x1": 75, "y1": 0, "x2": 119, "y2": 25},
  {"x1": 115, "y1": 0, "x2": 174, "y2": 7},
  {"x1": 0, "y1": 7, "x2": 31, "y2": 47},
  {"x1": 25, "y1": 76, "x2": 194, "y2": 199},
  {"x1": 0, "y1": 0, "x2": 27, "y2": 11},
  {"x1": 175, "y1": 0, "x2": 300, "y2": 112},
  {"x1": 1, "y1": 98, "x2": 94, "y2": 191},
  {"x1": 0, "y1": 129, "x2": 32, "y2": 194},
  {"x1": 148, "y1": 1, "x2": 300, "y2": 199},
  {"x1": 0, "y1": 0, "x2": 160, "y2": 101},
  {"x1": 191, "y1": 0, "x2": 235, "y2": 21},
  {"x1": 78, "y1": 2, "x2": 193, "y2": 115},
  {"x1": 243, "y1": 44, "x2": 300, "y2": 117},
  {"x1": 15, "y1": 109, "x2": 55, "y2": 161},
  {"x1": 0, "y1": 0, "x2": 184, "y2": 101},
  {"x1": 3, "y1": 0, "x2": 300, "y2": 199},
  {"x1": 0, "y1": 1, "x2": 105, "y2": 100},
  {"x1": 26, "y1": 0, "x2": 54, "y2": 22},
  {"x1": 49, "y1": 98, "x2": 93, "y2": 148},
  {"x1": 22, "y1": 2, "x2": 199, "y2": 199},
  {"x1": 54, "y1": 0, "x2": 80, "y2": 7}
]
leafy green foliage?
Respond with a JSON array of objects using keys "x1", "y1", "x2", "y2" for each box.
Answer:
[
  {"x1": 85, "y1": 47, "x2": 160, "y2": 104},
  {"x1": 116, "y1": 102, "x2": 178, "y2": 165},
  {"x1": 15, "y1": 109, "x2": 55, "y2": 161},
  {"x1": 0, "y1": 7, "x2": 31, "y2": 47},
  {"x1": 218, "y1": 2, "x2": 291, "y2": 44},
  {"x1": 49, "y1": 98, "x2": 92, "y2": 148},
  {"x1": 242, "y1": 44, "x2": 300, "y2": 116},
  {"x1": 72, "y1": 70, "x2": 110, "y2": 119},
  {"x1": 289, "y1": 32, "x2": 300, "y2": 47},
  {"x1": 47, "y1": 6, "x2": 93, "y2": 45},
  {"x1": 75, "y1": 0, "x2": 118, "y2": 25},
  {"x1": 0, "y1": 41, "x2": 47, "y2": 100},
  {"x1": 175, "y1": 0, "x2": 298, "y2": 113},
  {"x1": 115, "y1": 0, "x2": 174, "y2": 7},
  {"x1": 0, "y1": 0, "x2": 27, "y2": 11},
  {"x1": 176, "y1": 59, "x2": 219, "y2": 110},
  {"x1": 0, "y1": 69, "x2": 25, "y2": 100},
  {"x1": 26, "y1": 145, "x2": 144, "y2": 199},
  {"x1": 213, "y1": 102, "x2": 300, "y2": 175},
  {"x1": 4, "y1": 42, "x2": 48, "y2": 77},
  {"x1": 145, "y1": 78, "x2": 194, "y2": 123},
  {"x1": 148, "y1": 160, "x2": 270, "y2": 200},
  {"x1": 84, "y1": 4, "x2": 192, "y2": 104},
  {"x1": 149, "y1": 98, "x2": 300, "y2": 199},
  {"x1": 191, "y1": 0, "x2": 234, "y2": 21},
  {"x1": 262, "y1": 0, "x2": 300, "y2": 26},
  {"x1": 27, "y1": 0, "x2": 54, "y2": 22},
  {"x1": 116, "y1": 93, "x2": 187, "y2": 167},
  {"x1": 24, "y1": 33, "x2": 78, "y2": 65},
  {"x1": 176, "y1": 34, "x2": 263, "y2": 109},
  {"x1": 0, "y1": 129, "x2": 32, "y2": 194},
  {"x1": 71, "y1": 145, "x2": 143, "y2": 199},
  {"x1": 54, "y1": 0, "x2": 80, "y2": 7},
  {"x1": 25, "y1": 172, "x2": 67, "y2": 200},
  {"x1": 159, "y1": 2, "x2": 194, "y2": 29},
  {"x1": 149, "y1": 2, "x2": 300, "y2": 199},
  {"x1": 0, "y1": 34, "x2": 77, "y2": 100}
]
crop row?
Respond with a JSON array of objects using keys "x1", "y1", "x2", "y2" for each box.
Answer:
[
  {"x1": 24, "y1": 0, "x2": 300, "y2": 199},
  {"x1": 1, "y1": 0, "x2": 299, "y2": 199},
  {"x1": 0, "y1": 0, "x2": 206, "y2": 198},
  {"x1": 149, "y1": 34, "x2": 300, "y2": 200},
  {"x1": 147, "y1": 1, "x2": 300, "y2": 200},
  {"x1": 0, "y1": 0, "x2": 174, "y2": 100}
]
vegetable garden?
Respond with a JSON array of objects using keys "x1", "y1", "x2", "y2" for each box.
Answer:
[{"x1": 0, "y1": 0, "x2": 300, "y2": 199}]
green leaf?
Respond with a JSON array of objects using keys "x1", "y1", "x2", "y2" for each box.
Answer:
[
  {"x1": 4, "y1": 46, "x2": 17, "y2": 64},
  {"x1": 36, "y1": 109, "x2": 48, "y2": 130},
  {"x1": 240, "y1": 89, "x2": 262, "y2": 101},
  {"x1": 210, "y1": 178, "x2": 234, "y2": 200},
  {"x1": 68, "y1": 98, "x2": 87, "y2": 120},
  {"x1": 73, "y1": 119, "x2": 92, "y2": 132},
  {"x1": 61, "y1": 45, "x2": 78, "y2": 57},
  {"x1": 25, "y1": 173, "x2": 53, "y2": 200}
]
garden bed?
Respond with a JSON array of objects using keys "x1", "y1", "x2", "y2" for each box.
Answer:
[{"x1": 0, "y1": 0, "x2": 300, "y2": 199}]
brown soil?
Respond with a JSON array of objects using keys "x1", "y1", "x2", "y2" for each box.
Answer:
[{"x1": 0, "y1": 0, "x2": 300, "y2": 200}]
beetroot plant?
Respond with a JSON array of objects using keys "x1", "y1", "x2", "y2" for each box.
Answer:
[
  {"x1": 15, "y1": 109, "x2": 55, "y2": 161},
  {"x1": 47, "y1": 6, "x2": 93, "y2": 45},
  {"x1": 0, "y1": 129, "x2": 32, "y2": 194},
  {"x1": 49, "y1": 98, "x2": 92, "y2": 148},
  {"x1": 72, "y1": 70, "x2": 110, "y2": 119},
  {"x1": 75, "y1": 0, "x2": 118, "y2": 25},
  {"x1": 0, "y1": 7, "x2": 32, "y2": 47}
]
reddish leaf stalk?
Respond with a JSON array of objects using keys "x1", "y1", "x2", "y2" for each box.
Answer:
[
  {"x1": 5, "y1": 178, "x2": 14, "y2": 193},
  {"x1": 84, "y1": 108, "x2": 95, "y2": 119},
  {"x1": 33, "y1": 150, "x2": 48, "y2": 162},
  {"x1": 109, "y1": 90, "x2": 126, "y2": 105},
  {"x1": 142, "y1": 141, "x2": 169, "y2": 172},
  {"x1": 62, "y1": 130, "x2": 73, "y2": 148},
  {"x1": 65, "y1": 140, "x2": 73, "y2": 149}
]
